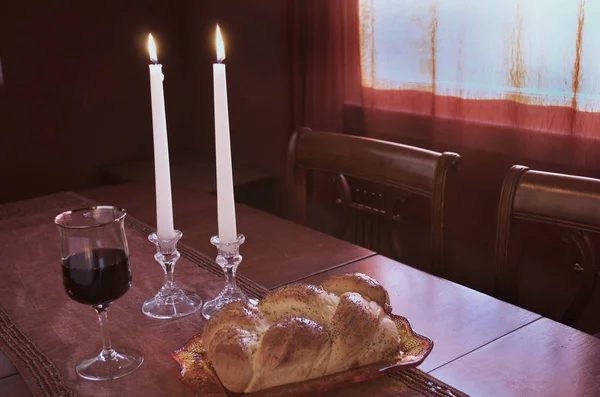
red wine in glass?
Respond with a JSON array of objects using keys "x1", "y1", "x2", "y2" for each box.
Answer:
[
  {"x1": 62, "y1": 248, "x2": 132, "y2": 306},
  {"x1": 55, "y1": 206, "x2": 143, "y2": 381}
]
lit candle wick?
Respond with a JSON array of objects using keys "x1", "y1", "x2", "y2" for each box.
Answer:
[
  {"x1": 148, "y1": 33, "x2": 159, "y2": 65},
  {"x1": 216, "y1": 25, "x2": 226, "y2": 64}
]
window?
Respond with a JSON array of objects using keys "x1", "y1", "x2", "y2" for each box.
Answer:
[{"x1": 360, "y1": 0, "x2": 600, "y2": 112}]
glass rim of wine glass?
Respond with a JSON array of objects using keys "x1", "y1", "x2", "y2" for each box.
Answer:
[{"x1": 55, "y1": 206, "x2": 127, "y2": 230}]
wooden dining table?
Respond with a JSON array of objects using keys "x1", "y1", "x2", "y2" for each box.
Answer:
[{"x1": 1, "y1": 183, "x2": 599, "y2": 397}]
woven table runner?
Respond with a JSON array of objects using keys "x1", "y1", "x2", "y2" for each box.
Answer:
[{"x1": 0, "y1": 192, "x2": 467, "y2": 397}]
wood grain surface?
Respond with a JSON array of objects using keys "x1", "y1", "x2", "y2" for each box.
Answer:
[
  {"x1": 299, "y1": 254, "x2": 541, "y2": 372},
  {"x1": 6, "y1": 186, "x2": 593, "y2": 397},
  {"x1": 430, "y1": 317, "x2": 600, "y2": 397}
]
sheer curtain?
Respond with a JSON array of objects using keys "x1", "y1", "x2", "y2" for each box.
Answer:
[
  {"x1": 360, "y1": 0, "x2": 600, "y2": 126},
  {"x1": 289, "y1": 0, "x2": 360, "y2": 133},
  {"x1": 291, "y1": 0, "x2": 600, "y2": 169},
  {"x1": 362, "y1": 0, "x2": 600, "y2": 107},
  {"x1": 355, "y1": 0, "x2": 600, "y2": 168}
]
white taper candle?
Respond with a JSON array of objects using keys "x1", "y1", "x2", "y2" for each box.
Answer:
[
  {"x1": 213, "y1": 25, "x2": 238, "y2": 244},
  {"x1": 148, "y1": 33, "x2": 175, "y2": 240}
]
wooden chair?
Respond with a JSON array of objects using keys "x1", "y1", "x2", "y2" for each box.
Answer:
[
  {"x1": 496, "y1": 165, "x2": 600, "y2": 326},
  {"x1": 286, "y1": 127, "x2": 461, "y2": 276}
]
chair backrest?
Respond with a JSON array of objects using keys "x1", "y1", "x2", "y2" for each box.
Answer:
[
  {"x1": 496, "y1": 165, "x2": 600, "y2": 326},
  {"x1": 287, "y1": 127, "x2": 461, "y2": 276}
]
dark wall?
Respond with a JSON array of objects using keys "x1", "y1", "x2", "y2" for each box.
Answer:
[
  {"x1": 0, "y1": 1, "x2": 291, "y2": 203},
  {"x1": 0, "y1": 1, "x2": 190, "y2": 203},
  {"x1": 184, "y1": 0, "x2": 291, "y2": 176}
]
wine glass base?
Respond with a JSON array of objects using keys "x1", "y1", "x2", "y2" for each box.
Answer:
[
  {"x1": 142, "y1": 288, "x2": 203, "y2": 319},
  {"x1": 76, "y1": 347, "x2": 143, "y2": 381}
]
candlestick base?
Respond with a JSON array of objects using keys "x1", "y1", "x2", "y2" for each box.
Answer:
[
  {"x1": 201, "y1": 234, "x2": 251, "y2": 319},
  {"x1": 142, "y1": 231, "x2": 203, "y2": 319}
]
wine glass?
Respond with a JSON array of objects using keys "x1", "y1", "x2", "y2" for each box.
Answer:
[{"x1": 55, "y1": 206, "x2": 143, "y2": 381}]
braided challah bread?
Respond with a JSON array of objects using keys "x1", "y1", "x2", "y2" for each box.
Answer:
[{"x1": 202, "y1": 273, "x2": 401, "y2": 393}]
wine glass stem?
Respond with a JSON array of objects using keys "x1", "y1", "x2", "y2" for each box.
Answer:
[{"x1": 95, "y1": 307, "x2": 115, "y2": 360}]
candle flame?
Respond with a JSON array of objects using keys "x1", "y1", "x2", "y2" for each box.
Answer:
[
  {"x1": 148, "y1": 33, "x2": 158, "y2": 64},
  {"x1": 216, "y1": 25, "x2": 225, "y2": 63}
]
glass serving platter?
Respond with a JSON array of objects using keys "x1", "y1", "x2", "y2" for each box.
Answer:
[{"x1": 172, "y1": 314, "x2": 433, "y2": 396}]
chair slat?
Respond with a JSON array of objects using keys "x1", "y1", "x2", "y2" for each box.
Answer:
[{"x1": 288, "y1": 127, "x2": 460, "y2": 276}]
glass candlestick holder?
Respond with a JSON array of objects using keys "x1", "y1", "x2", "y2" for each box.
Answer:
[
  {"x1": 142, "y1": 230, "x2": 203, "y2": 319},
  {"x1": 201, "y1": 234, "x2": 249, "y2": 319}
]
